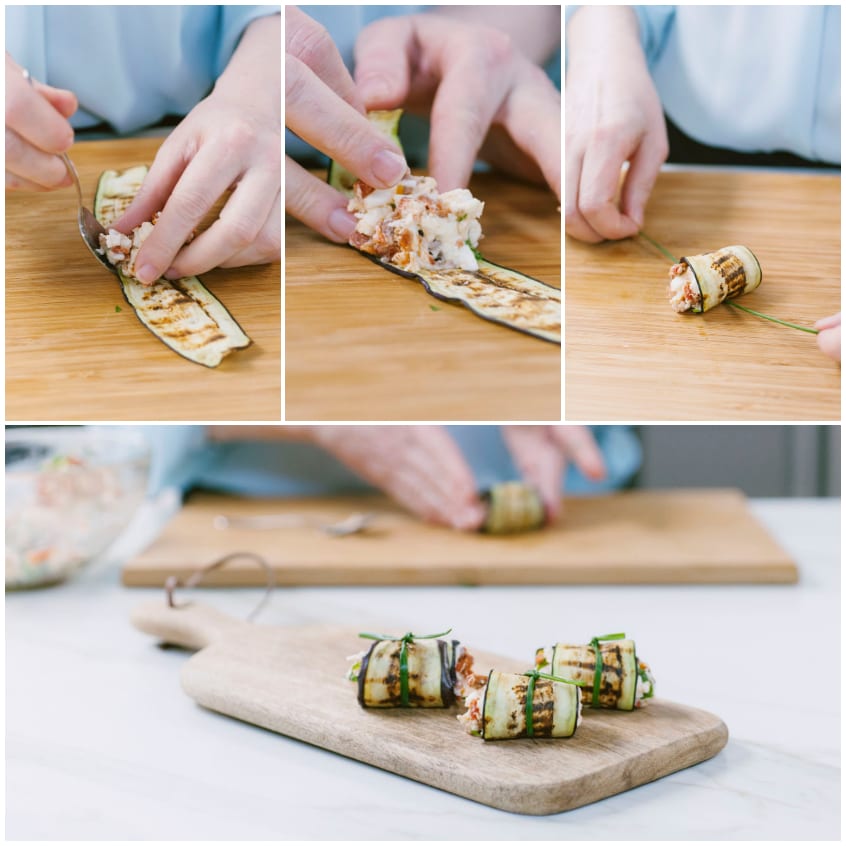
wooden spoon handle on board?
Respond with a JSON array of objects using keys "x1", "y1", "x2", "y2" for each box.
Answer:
[{"x1": 131, "y1": 599, "x2": 250, "y2": 650}]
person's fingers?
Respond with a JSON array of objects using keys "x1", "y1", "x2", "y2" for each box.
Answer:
[
  {"x1": 817, "y1": 325, "x2": 841, "y2": 362},
  {"x1": 111, "y1": 137, "x2": 187, "y2": 233},
  {"x1": 396, "y1": 429, "x2": 485, "y2": 529},
  {"x1": 353, "y1": 16, "x2": 414, "y2": 109},
  {"x1": 287, "y1": 54, "x2": 408, "y2": 188},
  {"x1": 285, "y1": 156, "x2": 356, "y2": 242},
  {"x1": 4, "y1": 127, "x2": 71, "y2": 188},
  {"x1": 32, "y1": 80, "x2": 77, "y2": 120},
  {"x1": 6, "y1": 170, "x2": 54, "y2": 191},
  {"x1": 814, "y1": 312, "x2": 841, "y2": 331},
  {"x1": 286, "y1": 6, "x2": 364, "y2": 112},
  {"x1": 132, "y1": 144, "x2": 242, "y2": 283},
  {"x1": 564, "y1": 141, "x2": 605, "y2": 243},
  {"x1": 164, "y1": 170, "x2": 278, "y2": 277},
  {"x1": 428, "y1": 49, "x2": 508, "y2": 190},
  {"x1": 495, "y1": 66, "x2": 561, "y2": 198},
  {"x1": 619, "y1": 126, "x2": 668, "y2": 229},
  {"x1": 550, "y1": 426, "x2": 607, "y2": 482},
  {"x1": 219, "y1": 191, "x2": 281, "y2": 268},
  {"x1": 578, "y1": 131, "x2": 641, "y2": 240},
  {"x1": 502, "y1": 427, "x2": 565, "y2": 520},
  {"x1": 5, "y1": 61, "x2": 74, "y2": 154}
]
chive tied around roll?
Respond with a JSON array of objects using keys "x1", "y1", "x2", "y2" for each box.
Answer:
[
  {"x1": 458, "y1": 668, "x2": 582, "y2": 740},
  {"x1": 348, "y1": 629, "x2": 485, "y2": 708},
  {"x1": 535, "y1": 633, "x2": 655, "y2": 711}
]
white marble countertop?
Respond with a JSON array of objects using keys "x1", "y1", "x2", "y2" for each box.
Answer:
[{"x1": 5, "y1": 498, "x2": 840, "y2": 840}]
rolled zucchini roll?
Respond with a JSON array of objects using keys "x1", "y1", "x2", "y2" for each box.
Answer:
[
  {"x1": 481, "y1": 482, "x2": 546, "y2": 534},
  {"x1": 538, "y1": 634, "x2": 655, "y2": 711},
  {"x1": 668, "y1": 245, "x2": 762, "y2": 313},
  {"x1": 458, "y1": 670, "x2": 581, "y2": 740},
  {"x1": 348, "y1": 631, "x2": 484, "y2": 708}
]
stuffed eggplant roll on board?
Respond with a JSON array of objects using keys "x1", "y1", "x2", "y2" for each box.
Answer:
[
  {"x1": 537, "y1": 635, "x2": 655, "y2": 711},
  {"x1": 668, "y1": 245, "x2": 762, "y2": 313},
  {"x1": 348, "y1": 632, "x2": 484, "y2": 708},
  {"x1": 458, "y1": 670, "x2": 581, "y2": 740},
  {"x1": 481, "y1": 482, "x2": 546, "y2": 534}
]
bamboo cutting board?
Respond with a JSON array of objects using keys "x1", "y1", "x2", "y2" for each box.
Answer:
[
  {"x1": 5, "y1": 138, "x2": 281, "y2": 422},
  {"x1": 122, "y1": 488, "x2": 797, "y2": 586},
  {"x1": 566, "y1": 169, "x2": 840, "y2": 421},
  {"x1": 131, "y1": 600, "x2": 728, "y2": 815},
  {"x1": 285, "y1": 172, "x2": 561, "y2": 421}
]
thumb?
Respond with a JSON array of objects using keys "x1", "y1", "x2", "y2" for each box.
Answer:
[{"x1": 502, "y1": 426, "x2": 564, "y2": 521}]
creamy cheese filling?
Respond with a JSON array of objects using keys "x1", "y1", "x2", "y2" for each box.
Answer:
[
  {"x1": 348, "y1": 174, "x2": 484, "y2": 272},
  {"x1": 668, "y1": 262, "x2": 702, "y2": 312}
]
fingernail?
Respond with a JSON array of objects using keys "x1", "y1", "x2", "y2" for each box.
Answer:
[
  {"x1": 370, "y1": 149, "x2": 407, "y2": 186},
  {"x1": 136, "y1": 264, "x2": 158, "y2": 284},
  {"x1": 328, "y1": 208, "x2": 356, "y2": 242}
]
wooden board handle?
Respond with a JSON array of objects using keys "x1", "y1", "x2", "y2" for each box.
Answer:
[{"x1": 130, "y1": 599, "x2": 248, "y2": 650}]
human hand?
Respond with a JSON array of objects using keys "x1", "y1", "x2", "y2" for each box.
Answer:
[
  {"x1": 311, "y1": 425, "x2": 486, "y2": 530},
  {"x1": 112, "y1": 14, "x2": 281, "y2": 283},
  {"x1": 285, "y1": 7, "x2": 408, "y2": 243},
  {"x1": 815, "y1": 313, "x2": 841, "y2": 362},
  {"x1": 5, "y1": 53, "x2": 76, "y2": 191},
  {"x1": 354, "y1": 14, "x2": 561, "y2": 197},
  {"x1": 502, "y1": 426, "x2": 607, "y2": 520},
  {"x1": 565, "y1": 7, "x2": 668, "y2": 242}
]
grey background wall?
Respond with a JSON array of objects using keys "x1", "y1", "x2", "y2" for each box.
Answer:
[{"x1": 635, "y1": 425, "x2": 840, "y2": 497}]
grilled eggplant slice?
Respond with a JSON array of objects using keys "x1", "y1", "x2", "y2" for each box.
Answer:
[
  {"x1": 481, "y1": 482, "x2": 546, "y2": 534},
  {"x1": 356, "y1": 637, "x2": 458, "y2": 708},
  {"x1": 328, "y1": 109, "x2": 403, "y2": 197},
  {"x1": 94, "y1": 166, "x2": 250, "y2": 367},
  {"x1": 461, "y1": 670, "x2": 580, "y2": 740},
  {"x1": 668, "y1": 245, "x2": 762, "y2": 313},
  {"x1": 545, "y1": 636, "x2": 655, "y2": 711}
]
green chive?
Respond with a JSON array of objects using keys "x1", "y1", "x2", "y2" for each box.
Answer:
[
  {"x1": 723, "y1": 301, "x2": 819, "y2": 334},
  {"x1": 115, "y1": 305, "x2": 122, "y2": 313}
]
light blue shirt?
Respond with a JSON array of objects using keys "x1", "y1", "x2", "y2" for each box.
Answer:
[
  {"x1": 288, "y1": 5, "x2": 561, "y2": 165},
  {"x1": 142, "y1": 426, "x2": 641, "y2": 499},
  {"x1": 566, "y1": 5, "x2": 840, "y2": 164},
  {"x1": 5, "y1": 5, "x2": 279, "y2": 134}
]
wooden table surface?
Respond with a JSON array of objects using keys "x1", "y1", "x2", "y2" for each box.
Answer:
[
  {"x1": 286, "y1": 172, "x2": 561, "y2": 421},
  {"x1": 6, "y1": 138, "x2": 281, "y2": 422},
  {"x1": 565, "y1": 169, "x2": 841, "y2": 421}
]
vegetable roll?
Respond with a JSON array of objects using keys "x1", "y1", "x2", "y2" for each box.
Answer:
[
  {"x1": 668, "y1": 245, "x2": 762, "y2": 313},
  {"x1": 348, "y1": 630, "x2": 484, "y2": 708},
  {"x1": 536, "y1": 634, "x2": 655, "y2": 711},
  {"x1": 481, "y1": 482, "x2": 546, "y2": 535},
  {"x1": 458, "y1": 669, "x2": 581, "y2": 740}
]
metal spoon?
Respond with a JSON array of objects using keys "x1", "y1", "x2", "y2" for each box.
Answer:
[
  {"x1": 212, "y1": 511, "x2": 376, "y2": 538},
  {"x1": 21, "y1": 69, "x2": 115, "y2": 274},
  {"x1": 62, "y1": 152, "x2": 115, "y2": 274}
]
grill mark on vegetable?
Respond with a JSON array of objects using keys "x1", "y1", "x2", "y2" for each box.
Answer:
[{"x1": 710, "y1": 251, "x2": 747, "y2": 298}]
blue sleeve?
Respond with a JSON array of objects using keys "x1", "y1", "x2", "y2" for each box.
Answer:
[
  {"x1": 630, "y1": 6, "x2": 676, "y2": 66},
  {"x1": 565, "y1": 5, "x2": 675, "y2": 67},
  {"x1": 216, "y1": 5, "x2": 280, "y2": 77}
]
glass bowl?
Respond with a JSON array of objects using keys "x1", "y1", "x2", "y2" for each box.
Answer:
[{"x1": 5, "y1": 427, "x2": 150, "y2": 589}]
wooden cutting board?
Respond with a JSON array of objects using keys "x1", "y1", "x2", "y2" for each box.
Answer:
[
  {"x1": 566, "y1": 169, "x2": 840, "y2": 421},
  {"x1": 122, "y1": 488, "x2": 797, "y2": 586},
  {"x1": 131, "y1": 599, "x2": 728, "y2": 815},
  {"x1": 285, "y1": 172, "x2": 561, "y2": 421},
  {"x1": 5, "y1": 138, "x2": 280, "y2": 422}
]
